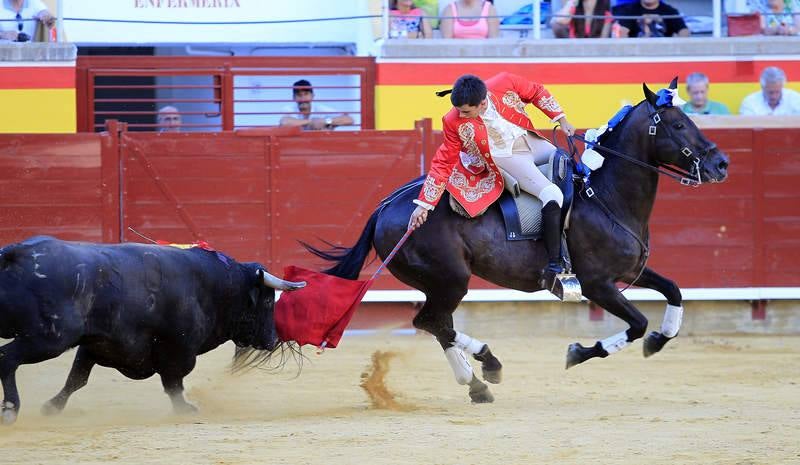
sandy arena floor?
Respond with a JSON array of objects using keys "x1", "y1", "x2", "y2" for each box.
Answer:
[{"x1": 1, "y1": 330, "x2": 799, "y2": 465}]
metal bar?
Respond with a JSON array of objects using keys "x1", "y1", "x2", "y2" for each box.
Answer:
[
  {"x1": 533, "y1": 0, "x2": 541, "y2": 40},
  {"x1": 93, "y1": 84, "x2": 220, "y2": 90},
  {"x1": 233, "y1": 85, "x2": 361, "y2": 90},
  {"x1": 232, "y1": 111, "x2": 362, "y2": 116},
  {"x1": 713, "y1": 0, "x2": 722, "y2": 38},
  {"x1": 93, "y1": 98, "x2": 221, "y2": 103},
  {"x1": 56, "y1": 0, "x2": 63, "y2": 43},
  {"x1": 222, "y1": 63, "x2": 235, "y2": 131},
  {"x1": 232, "y1": 98, "x2": 361, "y2": 103}
]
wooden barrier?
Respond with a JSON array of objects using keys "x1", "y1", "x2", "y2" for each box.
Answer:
[{"x1": 0, "y1": 121, "x2": 797, "y2": 290}]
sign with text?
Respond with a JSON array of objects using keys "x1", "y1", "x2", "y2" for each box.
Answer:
[{"x1": 63, "y1": 0, "x2": 375, "y2": 46}]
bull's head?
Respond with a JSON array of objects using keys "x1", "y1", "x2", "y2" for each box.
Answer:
[{"x1": 232, "y1": 268, "x2": 305, "y2": 352}]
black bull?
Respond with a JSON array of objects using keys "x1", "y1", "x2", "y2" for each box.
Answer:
[{"x1": 0, "y1": 236, "x2": 304, "y2": 425}]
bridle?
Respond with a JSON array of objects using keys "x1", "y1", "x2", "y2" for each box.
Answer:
[{"x1": 569, "y1": 103, "x2": 717, "y2": 187}]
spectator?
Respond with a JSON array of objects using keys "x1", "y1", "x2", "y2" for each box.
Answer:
[
  {"x1": 551, "y1": 0, "x2": 614, "y2": 38},
  {"x1": 157, "y1": 106, "x2": 183, "y2": 132},
  {"x1": 758, "y1": 0, "x2": 799, "y2": 35},
  {"x1": 613, "y1": 0, "x2": 690, "y2": 37},
  {"x1": 389, "y1": 0, "x2": 433, "y2": 38},
  {"x1": 739, "y1": 66, "x2": 800, "y2": 115},
  {"x1": 439, "y1": 0, "x2": 500, "y2": 39},
  {"x1": 279, "y1": 79, "x2": 354, "y2": 130},
  {"x1": 0, "y1": 0, "x2": 54, "y2": 42},
  {"x1": 681, "y1": 73, "x2": 731, "y2": 115}
]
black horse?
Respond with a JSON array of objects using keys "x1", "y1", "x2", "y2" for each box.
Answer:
[{"x1": 307, "y1": 80, "x2": 729, "y2": 403}]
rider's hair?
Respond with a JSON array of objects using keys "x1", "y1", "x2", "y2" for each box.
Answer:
[{"x1": 445, "y1": 74, "x2": 487, "y2": 107}]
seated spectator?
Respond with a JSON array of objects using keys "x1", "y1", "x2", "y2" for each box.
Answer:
[
  {"x1": 157, "y1": 106, "x2": 183, "y2": 132},
  {"x1": 613, "y1": 0, "x2": 690, "y2": 37},
  {"x1": 279, "y1": 80, "x2": 354, "y2": 130},
  {"x1": 551, "y1": 0, "x2": 613, "y2": 38},
  {"x1": 739, "y1": 66, "x2": 800, "y2": 115},
  {"x1": 758, "y1": 0, "x2": 799, "y2": 35},
  {"x1": 439, "y1": 0, "x2": 500, "y2": 39},
  {"x1": 681, "y1": 73, "x2": 731, "y2": 115},
  {"x1": 0, "y1": 0, "x2": 54, "y2": 42},
  {"x1": 390, "y1": 0, "x2": 433, "y2": 38}
]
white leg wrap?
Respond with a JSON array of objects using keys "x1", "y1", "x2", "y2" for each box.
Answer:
[
  {"x1": 660, "y1": 304, "x2": 684, "y2": 338},
  {"x1": 600, "y1": 331, "x2": 630, "y2": 354},
  {"x1": 453, "y1": 331, "x2": 485, "y2": 355},
  {"x1": 444, "y1": 347, "x2": 474, "y2": 385}
]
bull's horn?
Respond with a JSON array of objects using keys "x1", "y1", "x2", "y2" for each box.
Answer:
[{"x1": 260, "y1": 269, "x2": 306, "y2": 291}]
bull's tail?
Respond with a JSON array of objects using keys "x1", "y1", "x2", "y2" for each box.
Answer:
[{"x1": 302, "y1": 208, "x2": 380, "y2": 280}]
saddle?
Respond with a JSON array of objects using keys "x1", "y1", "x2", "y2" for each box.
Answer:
[{"x1": 448, "y1": 148, "x2": 575, "y2": 242}]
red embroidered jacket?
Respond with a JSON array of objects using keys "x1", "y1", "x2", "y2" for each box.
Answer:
[{"x1": 415, "y1": 72, "x2": 566, "y2": 218}]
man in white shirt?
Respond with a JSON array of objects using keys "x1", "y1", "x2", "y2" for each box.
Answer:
[
  {"x1": 279, "y1": 79, "x2": 354, "y2": 130},
  {"x1": 739, "y1": 66, "x2": 800, "y2": 115},
  {"x1": 0, "y1": 0, "x2": 54, "y2": 42}
]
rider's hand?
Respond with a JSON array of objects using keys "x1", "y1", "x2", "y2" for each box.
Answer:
[
  {"x1": 408, "y1": 205, "x2": 429, "y2": 230},
  {"x1": 558, "y1": 118, "x2": 576, "y2": 137}
]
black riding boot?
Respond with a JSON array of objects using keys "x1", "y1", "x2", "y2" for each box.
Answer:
[{"x1": 539, "y1": 200, "x2": 563, "y2": 292}]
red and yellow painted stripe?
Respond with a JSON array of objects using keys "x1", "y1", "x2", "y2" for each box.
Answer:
[
  {"x1": 375, "y1": 58, "x2": 800, "y2": 130},
  {"x1": 0, "y1": 62, "x2": 76, "y2": 133}
]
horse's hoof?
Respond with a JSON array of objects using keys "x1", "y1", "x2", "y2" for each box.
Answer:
[
  {"x1": 643, "y1": 331, "x2": 670, "y2": 358},
  {"x1": 173, "y1": 403, "x2": 199, "y2": 415},
  {"x1": 481, "y1": 367, "x2": 502, "y2": 384},
  {"x1": 41, "y1": 400, "x2": 63, "y2": 416},
  {"x1": 566, "y1": 343, "x2": 587, "y2": 369},
  {"x1": 469, "y1": 384, "x2": 495, "y2": 404},
  {"x1": 1, "y1": 404, "x2": 17, "y2": 425}
]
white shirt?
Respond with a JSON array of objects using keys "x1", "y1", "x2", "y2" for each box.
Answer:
[
  {"x1": 281, "y1": 102, "x2": 339, "y2": 121},
  {"x1": 739, "y1": 88, "x2": 800, "y2": 116},
  {"x1": 0, "y1": 0, "x2": 48, "y2": 37},
  {"x1": 481, "y1": 95, "x2": 528, "y2": 158}
]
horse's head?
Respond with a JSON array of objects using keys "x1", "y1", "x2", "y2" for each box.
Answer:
[{"x1": 640, "y1": 77, "x2": 729, "y2": 184}]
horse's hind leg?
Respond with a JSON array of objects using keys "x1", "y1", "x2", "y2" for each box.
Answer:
[
  {"x1": 624, "y1": 267, "x2": 683, "y2": 357},
  {"x1": 412, "y1": 287, "x2": 498, "y2": 404},
  {"x1": 566, "y1": 282, "x2": 649, "y2": 369},
  {"x1": 42, "y1": 346, "x2": 96, "y2": 416}
]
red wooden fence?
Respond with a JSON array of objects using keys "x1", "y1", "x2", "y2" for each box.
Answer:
[{"x1": 0, "y1": 124, "x2": 797, "y2": 289}]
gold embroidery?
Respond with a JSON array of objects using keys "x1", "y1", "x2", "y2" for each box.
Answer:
[
  {"x1": 537, "y1": 95, "x2": 562, "y2": 113},
  {"x1": 457, "y1": 121, "x2": 487, "y2": 173},
  {"x1": 487, "y1": 126, "x2": 505, "y2": 149},
  {"x1": 449, "y1": 169, "x2": 497, "y2": 203},
  {"x1": 422, "y1": 176, "x2": 446, "y2": 203},
  {"x1": 502, "y1": 91, "x2": 527, "y2": 115}
]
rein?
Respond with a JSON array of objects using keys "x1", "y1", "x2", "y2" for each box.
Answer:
[{"x1": 569, "y1": 132, "x2": 702, "y2": 187}]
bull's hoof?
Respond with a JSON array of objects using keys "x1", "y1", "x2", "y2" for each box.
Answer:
[
  {"x1": 41, "y1": 399, "x2": 64, "y2": 416},
  {"x1": 566, "y1": 342, "x2": 591, "y2": 369},
  {"x1": 1, "y1": 402, "x2": 17, "y2": 425},
  {"x1": 481, "y1": 366, "x2": 502, "y2": 384},
  {"x1": 643, "y1": 331, "x2": 671, "y2": 358}
]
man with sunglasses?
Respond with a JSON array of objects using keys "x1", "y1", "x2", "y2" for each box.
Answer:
[{"x1": 0, "y1": 0, "x2": 54, "y2": 42}]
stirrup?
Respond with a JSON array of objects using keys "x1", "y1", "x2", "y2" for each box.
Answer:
[{"x1": 551, "y1": 272, "x2": 582, "y2": 302}]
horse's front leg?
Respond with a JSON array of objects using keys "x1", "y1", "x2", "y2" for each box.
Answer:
[
  {"x1": 623, "y1": 267, "x2": 683, "y2": 357},
  {"x1": 412, "y1": 297, "x2": 501, "y2": 404},
  {"x1": 566, "y1": 281, "x2": 649, "y2": 369}
]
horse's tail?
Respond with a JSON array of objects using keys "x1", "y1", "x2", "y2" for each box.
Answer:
[{"x1": 302, "y1": 208, "x2": 380, "y2": 280}]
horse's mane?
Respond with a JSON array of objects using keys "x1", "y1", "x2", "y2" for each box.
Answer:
[{"x1": 596, "y1": 100, "x2": 645, "y2": 147}]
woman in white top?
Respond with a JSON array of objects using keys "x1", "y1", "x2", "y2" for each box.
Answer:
[{"x1": 0, "y1": 0, "x2": 54, "y2": 42}]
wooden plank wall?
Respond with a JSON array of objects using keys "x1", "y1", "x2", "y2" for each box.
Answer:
[{"x1": 0, "y1": 126, "x2": 797, "y2": 289}]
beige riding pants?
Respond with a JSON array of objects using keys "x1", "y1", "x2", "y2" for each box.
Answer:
[{"x1": 492, "y1": 133, "x2": 564, "y2": 207}]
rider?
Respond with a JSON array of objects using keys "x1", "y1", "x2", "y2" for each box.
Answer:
[{"x1": 409, "y1": 72, "x2": 576, "y2": 296}]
